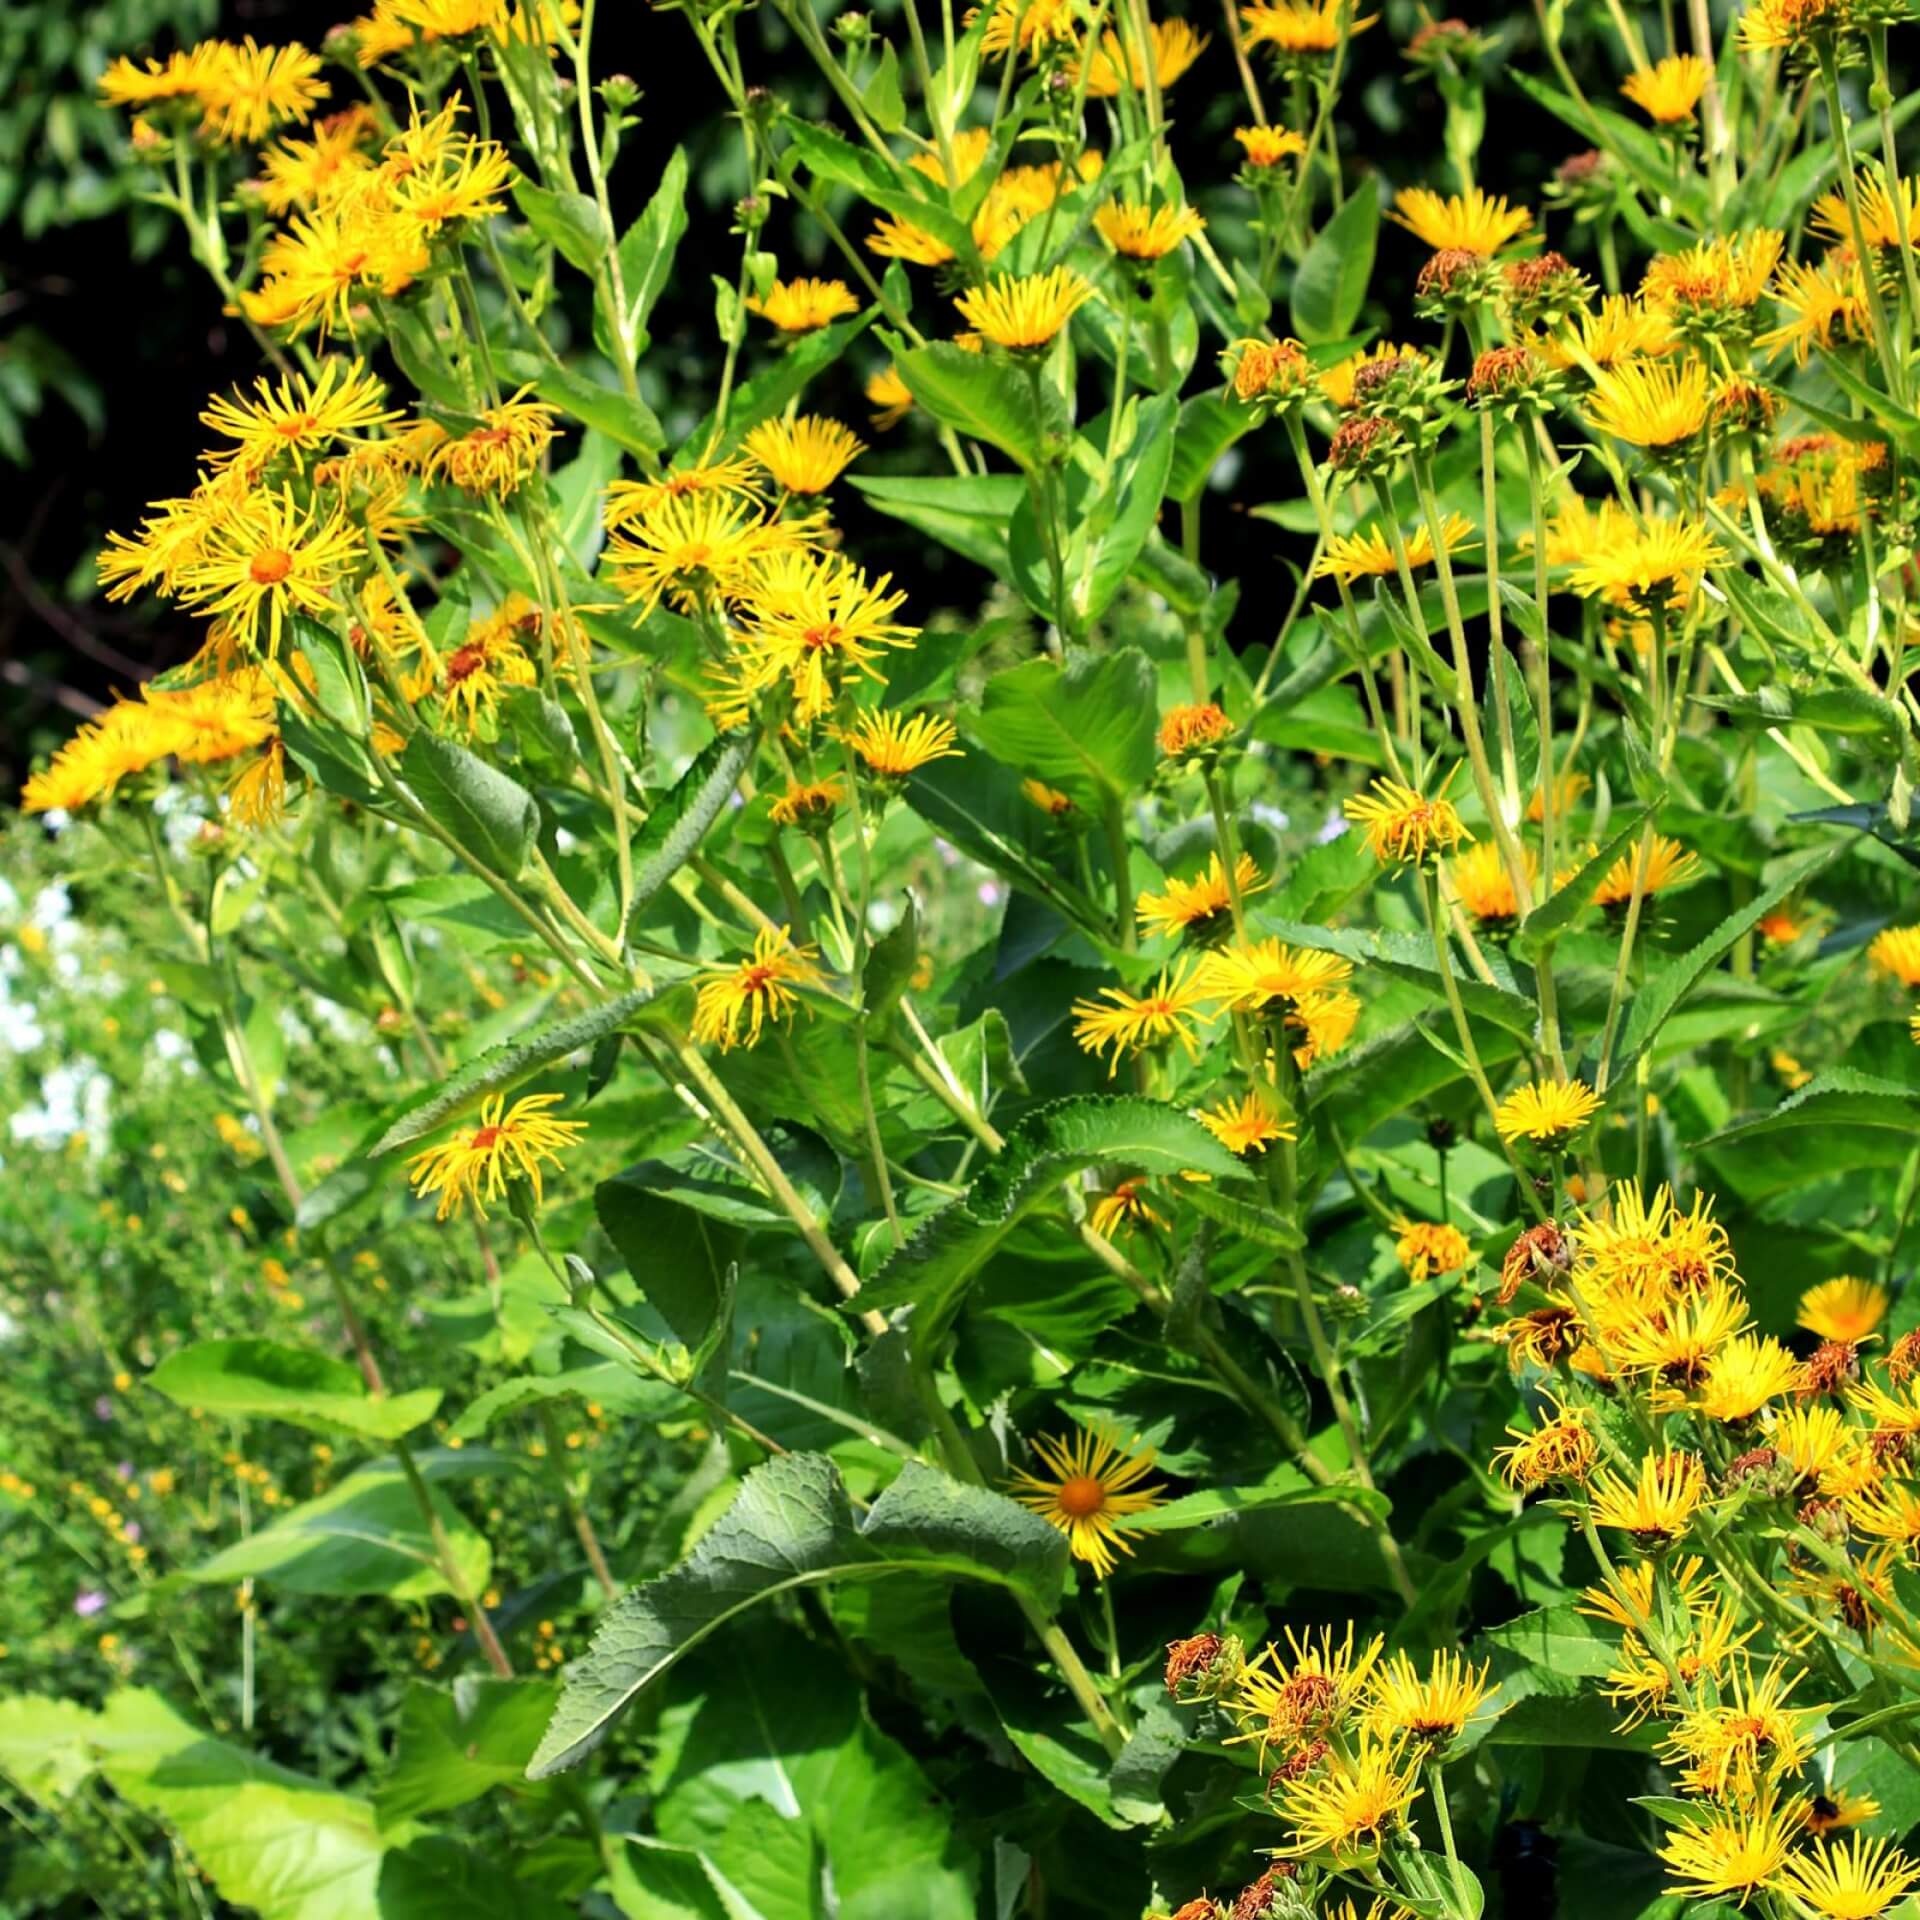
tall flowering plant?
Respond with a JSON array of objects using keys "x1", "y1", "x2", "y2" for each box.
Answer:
[{"x1": 13, "y1": 0, "x2": 1920, "y2": 1915}]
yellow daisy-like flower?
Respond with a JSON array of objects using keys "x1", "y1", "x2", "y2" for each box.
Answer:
[
  {"x1": 1695, "y1": 1333, "x2": 1802, "y2": 1423},
  {"x1": 604, "y1": 492, "x2": 814, "y2": 613},
  {"x1": 1541, "y1": 294, "x2": 1677, "y2": 372},
  {"x1": 1758, "y1": 253, "x2": 1875, "y2": 365},
  {"x1": 691, "y1": 926, "x2": 825, "y2": 1052},
  {"x1": 768, "y1": 778, "x2": 844, "y2": 829},
  {"x1": 423, "y1": 393, "x2": 559, "y2": 497},
  {"x1": 746, "y1": 276, "x2": 862, "y2": 333},
  {"x1": 1195, "y1": 1090, "x2": 1295, "y2": 1157},
  {"x1": 1076, "y1": 18, "x2": 1211, "y2": 93},
  {"x1": 1007, "y1": 1425, "x2": 1166, "y2": 1580},
  {"x1": 845, "y1": 709, "x2": 962, "y2": 778},
  {"x1": 1868, "y1": 925, "x2": 1920, "y2": 987},
  {"x1": 1072, "y1": 961, "x2": 1213, "y2": 1074},
  {"x1": 404, "y1": 1092, "x2": 587, "y2": 1222},
  {"x1": 1291, "y1": 987, "x2": 1360, "y2": 1070},
  {"x1": 1449, "y1": 838, "x2": 1536, "y2": 923},
  {"x1": 1389, "y1": 185, "x2": 1533, "y2": 259},
  {"x1": 383, "y1": 109, "x2": 516, "y2": 237},
  {"x1": 1314, "y1": 512, "x2": 1477, "y2": 584},
  {"x1": 1799, "y1": 1276, "x2": 1889, "y2": 1344},
  {"x1": 1135, "y1": 853, "x2": 1268, "y2": 941},
  {"x1": 1493, "y1": 1395, "x2": 1597, "y2": 1489},
  {"x1": 99, "y1": 46, "x2": 219, "y2": 112},
  {"x1": 1192, "y1": 937, "x2": 1353, "y2": 1014},
  {"x1": 1343, "y1": 775, "x2": 1470, "y2": 866},
  {"x1": 1568, "y1": 514, "x2": 1723, "y2": 611},
  {"x1": 1157, "y1": 701, "x2": 1235, "y2": 757},
  {"x1": 1319, "y1": 341, "x2": 1427, "y2": 409},
  {"x1": 200, "y1": 359, "x2": 399, "y2": 475},
  {"x1": 257, "y1": 108, "x2": 379, "y2": 215},
  {"x1": 1393, "y1": 1218, "x2": 1472, "y2": 1282},
  {"x1": 1659, "y1": 1800, "x2": 1805, "y2": 1905},
  {"x1": 1643, "y1": 231, "x2": 1784, "y2": 316},
  {"x1": 1094, "y1": 201, "x2": 1206, "y2": 261},
  {"x1": 194, "y1": 38, "x2": 330, "y2": 146},
  {"x1": 1239, "y1": 0, "x2": 1379, "y2": 58},
  {"x1": 1235, "y1": 124, "x2": 1309, "y2": 166},
  {"x1": 1621, "y1": 53, "x2": 1711, "y2": 124},
  {"x1": 1805, "y1": 1792, "x2": 1882, "y2": 1840},
  {"x1": 742, "y1": 415, "x2": 866, "y2": 497},
  {"x1": 1088, "y1": 1177, "x2": 1169, "y2": 1241},
  {"x1": 973, "y1": 0, "x2": 1079, "y2": 58},
  {"x1": 954, "y1": 267, "x2": 1094, "y2": 350},
  {"x1": 1813, "y1": 173, "x2": 1920, "y2": 253},
  {"x1": 866, "y1": 366, "x2": 914, "y2": 430},
  {"x1": 1495, "y1": 1077, "x2": 1602, "y2": 1145},
  {"x1": 1584, "y1": 357, "x2": 1711, "y2": 451},
  {"x1": 1278, "y1": 1735, "x2": 1420, "y2": 1861},
  {"x1": 437, "y1": 604, "x2": 538, "y2": 735},
  {"x1": 1778, "y1": 1833, "x2": 1920, "y2": 1918},
  {"x1": 602, "y1": 459, "x2": 763, "y2": 529},
  {"x1": 1364, "y1": 1650, "x2": 1493, "y2": 1746},
  {"x1": 1228, "y1": 1623, "x2": 1384, "y2": 1757},
  {"x1": 1847, "y1": 1478, "x2": 1920, "y2": 1550},
  {"x1": 1588, "y1": 1448, "x2": 1709, "y2": 1547},
  {"x1": 1739, "y1": 0, "x2": 1852, "y2": 53},
  {"x1": 175, "y1": 486, "x2": 365, "y2": 657},
  {"x1": 1591, "y1": 833, "x2": 1701, "y2": 907},
  {"x1": 1612, "y1": 1279, "x2": 1749, "y2": 1386}
]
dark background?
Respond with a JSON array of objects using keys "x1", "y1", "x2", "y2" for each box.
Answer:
[{"x1": 0, "y1": 1, "x2": 1719, "y2": 790}]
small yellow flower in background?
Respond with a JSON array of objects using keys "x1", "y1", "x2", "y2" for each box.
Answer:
[
  {"x1": 1389, "y1": 185, "x2": 1533, "y2": 258},
  {"x1": 1313, "y1": 512, "x2": 1477, "y2": 585},
  {"x1": 1195, "y1": 1089, "x2": 1295, "y2": 1157},
  {"x1": 844, "y1": 709, "x2": 962, "y2": 777},
  {"x1": 1759, "y1": 253, "x2": 1876, "y2": 365},
  {"x1": 1076, "y1": 17, "x2": 1210, "y2": 94},
  {"x1": 1798, "y1": 1275, "x2": 1889, "y2": 1344},
  {"x1": 226, "y1": 739, "x2": 288, "y2": 828},
  {"x1": 1778, "y1": 1832, "x2": 1920, "y2": 1918},
  {"x1": 1588, "y1": 1448, "x2": 1709, "y2": 1548},
  {"x1": 1494, "y1": 1395, "x2": 1597, "y2": 1489},
  {"x1": 743, "y1": 415, "x2": 866, "y2": 495},
  {"x1": 768, "y1": 778, "x2": 844, "y2": 830},
  {"x1": 1868, "y1": 924, "x2": 1920, "y2": 987},
  {"x1": 746, "y1": 276, "x2": 861, "y2": 332},
  {"x1": 973, "y1": 0, "x2": 1079, "y2": 59},
  {"x1": 1494, "y1": 1077, "x2": 1602, "y2": 1145},
  {"x1": 424, "y1": 393, "x2": 559, "y2": 497},
  {"x1": 192, "y1": 38, "x2": 330, "y2": 145},
  {"x1": 1449, "y1": 838, "x2": 1536, "y2": 923},
  {"x1": 1007, "y1": 1424, "x2": 1166, "y2": 1579},
  {"x1": 1392, "y1": 1218, "x2": 1471, "y2": 1282},
  {"x1": 1812, "y1": 171, "x2": 1920, "y2": 253},
  {"x1": 405, "y1": 1092, "x2": 587, "y2": 1222},
  {"x1": 1592, "y1": 833, "x2": 1701, "y2": 907},
  {"x1": 1235, "y1": 124, "x2": 1308, "y2": 167},
  {"x1": 1568, "y1": 513, "x2": 1723, "y2": 611},
  {"x1": 1364, "y1": 1648, "x2": 1493, "y2": 1746},
  {"x1": 1095, "y1": 202, "x2": 1207, "y2": 261},
  {"x1": 1089, "y1": 1177, "x2": 1168, "y2": 1240},
  {"x1": 954, "y1": 267, "x2": 1094, "y2": 350},
  {"x1": 1022, "y1": 777, "x2": 1075, "y2": 816},
  {"x1": 1659, "y1": 1799, "x2": 1805, "y2": 1905},
  {"x1": 1239, "y1": 0, "x2": 1379, "y2": 59},
  {"x1": 1276, "y1": 1733, "x2": 1420, "y2": 1861},
  {"x1": 1621, "y1": 53, "x2": 1710, "y2": 124},
  {"x1": 1135, "y1": 853, "x2": 1268, "y2": 942},
  {"x1": 691, "y1": 926, "x2": 824, "y2": 1052},
  {"x1": 1072, "y1": 962, "x2": 1212, "y2": 1074},
  {"x1": 1584, "y1": 357, "x2": 1711, "y2": 451},
  {"x1": 865, "y1": 366, "x2": 914, "y2": 430},
  {"x1": 1157, "y1": 701, "x2": 1234, "y2": 757},
  {"x1": 1738, "y1": 0, "x2": 1850, "y2": 53},
  {"x1": 1344, "y1": 775, "x2": 1470, "y2": 866}
]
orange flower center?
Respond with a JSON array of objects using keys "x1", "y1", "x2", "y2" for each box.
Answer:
[
  {"x1": 737, "y1": 963, "x2": 777, "y2": 997},
  {"x1": 1056, "y1": 1475, "x2": 1107, "y2": 1518},
  {"x1": 273, "y1": 414, "x2": 318, "y2": 441},
  {"x1": 469, "y1": 1125, "x2": 502, "y2": 1150},
  {"x1": 445, "y1": 645, "x2": 487, "y2": 686},
  {"x1": 802, "y1": 623, "x2": 843, "y2": 652},
  {"x1": 248, "y1": 548, "x2": 294, "y2": 585}
]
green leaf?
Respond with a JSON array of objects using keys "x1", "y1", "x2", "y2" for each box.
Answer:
[
  {"x1": 380, "y1": 1836, "x2": 574, "y2": 1920},
  {"x1": 602, "y1": 146, "x2": 689, "y2": 360},
  {"x1": 857, "y1": 1096, "x2": 1245, "y2": 1357},
  {"x1": 1121, "y1": 1480, "x2": 1385, "y2": 1532},
  {"x1": 849, "y1": 471, "x2": 1021, "y2": 574},
  {"x1": 1696, "y1": 682, "x2": 1906, "y2": 743},
  {"x1": 527, "y1": 1452, "x2": 1066, "y2": 1776},
  {"x1": 1698, "y1": 1070, "x2": 1920, "y2": 1197},
  {"x1": 890, "y1": 339, "x2": 1061, "y2": 472},
  {"x1": 146, "y1": 1339, "x2": 442, "y2": 1442},
  {"x1": 498, "y1": 351, "x2": 667, "y2": 460},
  {"x1": 628, "y1": 732, "x2": 758, "y2": 935},
  {"x1": 1083, "y1": 393, "x2": 1177, "y2": 620},
  {"x1": 374, "y1": 1679, "x2": 557, "y2": 1827},
  {"x1": 0, "y1": 1695, "x2": 98, "y2": 1805},
  {"x1": 782, "y1": 121, "x2": 972, "y2": 259},
  {"x1": 595, "y1": 1169, "x2": 744, "y2": 1349},
  {"x1": 1166, "y1": 390, "x2": 1252, "y2": 505},
  {"x1": 677, "y1": 312, "x2": 873, "y2": 465},
  {"x1": 1290, "y1": 176, "x2": 1378, "y2": 344},
  {"x1": 451, "y1": 1362, "x2": 679, "y2": 1438},
  {"x1": 513, "y1": 180, "x2": 610, "y2": 274},
  {"x1": 863, "y1": 893, "x2": 919, "y2": 1029},
  {"x1": 863, "y1": 42, "x2": 906, "y2": 132},
  {"x1": 968, "y1": 647, "x2": 1158, "y2": 808},
  {"x1": 1509, "y1": 807, "x2": 1650, "y2": 961},
  {"x1": 399, "y1": 731, "x2": 539, "y2": 881}
]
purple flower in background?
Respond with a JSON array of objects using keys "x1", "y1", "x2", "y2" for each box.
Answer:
[
  {"x1": 123, "y1": 1521, "x2": 142, "y2": 1544},
  {"x1": 115, "y1": 1461, "x2": 134, "y2": 1480},
  {"x1": 93, "y1": 1395, "x2": 115, "y2": 1422},
  {"x1": 977, "y1": 881, "x2": 1003, "y2": 908},
  {"x1": 74, "y1": 1589, "x2": 108, "y2": 1617}
]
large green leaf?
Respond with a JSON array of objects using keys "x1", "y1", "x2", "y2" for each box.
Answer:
[
  {"x1": 890, "y1": 339, "x2": 1064, "y2": 472},
  {"x1": 147, "y1": 1339, "x2": 441, "y2": 1442},
  {"x1": 598, "y1": 146, "x2": 690, "y2": 361},
  {"x1": 627, "y1": 732, "x2": 758, "y2": 937},
  {"x1": 1290, "y1": 177, "x2": 1378, "y2": 343},
  {"x1": 451, "y1": 1361, "x2": 679, "y2": 1438},
  {"x1": 527, "y1": 1452, "x2": 1067, "y2": 1776},
  {"x1": 1699, "y1": 1070, "x2": 1920, "y2": 1197},
  {"x1": 967, "y1": 647, "x2": 1158, "y2": 807},
  {"x1": 374, "y1": 1679, "x2": 557, "y2": 1827},
  {"x1": 1166, "y1": 391, "x2": 1252, "y2": 505},
  {"x1": 1508, "y1": 808, "x2": 1650, "y2": 961},
  {"x1": 0, "y1": 1695, "x2": 98, "y2": 1805},
  {"x1": 512, "y1": 180, "x2": 609, "y2": 273},
  {"x1": 595, "y1": 1169, "x2": 744, "y2": 1348},
  {"x1": 399, "y1": 732, "x2": 539, "y2": 881},
  {"x1": 849, "y1": 471, "x2": 1021, "y2": 575}
]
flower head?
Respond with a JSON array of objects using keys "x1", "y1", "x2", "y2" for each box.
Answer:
[
  {"x1": 1344, "y1": 775, "x2": 1471, "y2": 866},
  {"x1": 1195, "y1": 1090, "x2": 1295, "y2": 1157},
  {"x1": 1008, "y1": 1425, "x2": 1165, "y2": 1579},
  {"x1": 1072, "y1": 961, "x2": 1212, "y2": 1074},
  {"x1": 1095, "y1": 201, "x2": 1206, "y2": 260},
  {"x1": 954, "y1": 267, "x2": 1094, "y2": 350},
  {"x1": 747, "y1": 277, "x2": 862, "y2": 332},
  {"x1": 424, "y1": 393, "x2": 559, "y2": 497},
  {"x1": 691, "y1": 926, "x2": 825, "y2": 1051},
  {"x1": 1276, "y1": 1734, "x2": 1420, "y2": 1860},
  {"x1": 1236, "y1": 124, "x2": 1308, "y2": 167},
  {"x1": 1158, "y1": 702, "x2": 1235, "y2": 757},
  {"x1": 404, "y1": 1092, "x2": 587, "y2": 1221},
  {"x1": 1584, "y1": 357, "x2": 1711, "y2": 451},
  {"x1": 1588, "y1": 1448, "x2": 1709, "y2": 1547},
  {"x1": 1622, "y1": 53, "x2": 1711, "y2": 123},
  {"x1": 1799, "y1": 1276, "x2": 1889, "y2": 1344},
  {"x1": 1229, "y1": 1623, "x2": 1383, "y2": 1759},
  {"x1": 1592, "y1": 833, "x2": 1701, "y2": 907},
  {"x1": 1390, "y1": 185, "x2": 1533, "y2": 258},
  {"x1": 200, "y1": 359, "x2": 399, "y2": 475},
  {"x1": 1495, "y1": 1078, "x2": 1602, "y2": 1145},
  {"x1": 1494, "y1": 1395, "x2": 1597, "y2": 1488},
  {"x1": 1364, "y1": 1650, "x2": 1493, "y2": 1747},
  {"x1": 743, "y1": 415, "x2": 866, "y2": 494},
  {"x1": 866, "y1": 366, "x2": 914, "y2": 430},
  {"x1": 1314, "y1": 513, "x2": 1476, "y2": 584},
  {"x1": 1089, "y1": 1177, "x2": 1169, "y2": 1240},
  {"x1": 845, "y1": 709, "x2": 961, "y2": 778},
  {"x1": 175, "y1": 486, "x2": 364, "y2": 656},
  {"x1": 1778, "y1": 1832, "x2": 1920, "y2": 1918},
  {"x1": 1568, "y1": 513, "x2": 1723, "y2": 611},
  {"x1": 1240, "y1": 0, "x2": 1378, "y2": 59},
  {"x1": 1659, "y1": 1800, "x2": 1805, "y2": 1905},
  {"x1": 1077, "y1": 17, "x2": 1211, "y2": 93},
  {"x1": 1450, "y1": 838, "x2": 1536, "y2": 922},
  {"x1": 1193, "y1": 937, "x2": 1353, "y2": 1014},
  {"x1": 1136, "y1": 853, "x2": 1268, "y2": 942},
  {"x1": 1393, "y1": 1218, "x2": 1472, "y2": 1282},
  {"x1": 1868, "y1": 925, "x2": 1920, "y2": 986}
]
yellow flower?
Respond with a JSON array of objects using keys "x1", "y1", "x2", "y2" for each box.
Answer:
[
  {"x1": 1588, "y1": 1448, "x2": 1709, "y2": 1547},
  {"x1": 1192, "y1": 937, "x2": 1353, "y2": 1013},
  {"x1": 906, "y1": 127, "x2": 995, "y2": 187},
  {"x1": 866, "y1": 366, "x2": 914, "y2": 430},
  {"x1": 603, "y1": 460, "x2": 763, "y2": 528},
  {"x1": 973, "y1": 0, "x2": 1078, "y2": 57},
  {"x1": 226, "y1": 738, "x2": 288, "y2": 827},
  {"x1": 438, "y1": 602, "x2": 538, "y2": 735},
  {"x1": 845, "y1": 709, "x2": 961, "y2": 777},
  {"x1": 1239, "y1": 0, "x2": 1378, "y2": 58},
  {"x1": 768, "y1": 778, "x2": 844, "y2": 829},
  {"x1": 1611, "y1": 1278, "x2": 1749, "y2": 1386},
  {"x1": 746, "y1": 276, "x2": 862, "y2": 333},
  {"x1": 1235, "y1": 124, "x2": 1309, "y2": 166},
  {"x1": 1072, "y1": 961, "x2": 1213, "y2": 1074},
  {"x1": 1343, "y1": 775, "x2": 1470, "y2": 866},
  {"x1": 1291, "y1": 987, "x2": 1359, "y2": 1069},
  {"x1": 1799, "y1": 1276, "x2": 1889, "y2": 1343},
  {"x1": 1659, "y1": 1800, "x2": 1806, "y2": 1905},
  {"x1": 244, "y1": 200, "x2": 430, "y2": 337},
  {"x1": 1089, "y1": 1177, "x2": 1169, "y2": 1240},
  {"x1": 1229, "y1": 1624, "x2": 1383, "y2": 1758},
  {"x1": 1393, "y1": 1218, "x2": 1472, "y2": 1282},
  {"x1": 1643, "y1": 231, "x2": 1784, "y2": 315},
  {"x1": 604, "y1": 492, "x2": 814, "y2": 612},
  {"x1": 1592, "y1": 833, "x2": 1701, "y2": 907},
  {"x1": 691, "y1": 926, "x2": 825, "y2": 1051},
  {"x1": 404, "y1": 1092, "x2": 587, "y2": 1221},
  {"x1": 723, "y1": 551, "x2": 915, "y2": 727},
  {"x1": 194, "y1": 38, "x2": 330, "y2": 146},
  {"x1": 257, "y1": 108, "x2": 380, "y2": 214},
  {"x1": 1022, "y1": 777, "x2": 1075, "y2": 816},
  {"x1": 1739, "y1": 0, "x2": 1853, "y2": 53},
  {"x1": 423, "y1": 393, "x2": 559, "y2": 497},
  {"x1": 1195, "y1": 1090, "x2": 1295, "y2": 1156},
  {"x1": 1495, "y1": 1077, "x2": 1602, "y2": 1145},
  {"x1": 1868, "y1": 925, "x2": 1920, "y2": 986},
  {"x1": 1813, "y1": 172, "x2": 1920, "y2": 252},
  {"x1": 954, "y1": 267, "x2": 1094, "y2": 350},
  {"x1": 1584, "y1": 357, "x2": 1711, "y2": 450},
  {"x1": 1007, "y1": 1425, "x2": 1165, "y2": 1579},
  {"x1": 1758, "y1": 253, "x2": 1876, "y2": 365},
  {"x1": 1277, "y1": 1735, "x2": 1420, "y2": 1861},
  {"x1": 1157, "y1": 701, "x2": 1234, "y2": 756},
  {"x1": 175, "y1": 486, "x2": 365, "y2": 656},
  {"x1": 1314, "y1": 512, "x2": 1477, "y2": 584},
  {"x1": 1449, "y1": 838, "x2": 1535, "y2": 923},
  {"x1": 1494, "y1": 1396, "x2": 1597, "y2": 1489},
  {"x1": 200, "y1": 359, "x2": 398, "y2": 475},
  {"x1": 1319, "y1": 341, "x2": 1426, "y2": 408},
  {"x1": 1695, "y1": 1333, "x2": 1801, "y2": 1423},
  {"x1": 1541, "y1": 294, "x2": 1676, "y2": 371},
  {"x1": 1135, "y1": 853, "x2": 1268, "y2": 941},
  {"x1": 743, "y1": 415, "x2": 866, "y2": 494},
  {"x1": 1364, "y1": 1650, "x2": 1493, "y2": 1746},
  {"x1": 1621, "y1": 53, "x2": 1710, "y2": 123},
  {"x1": 1778, "y1": 1833, "x2": 1920, "y2": 1918},
  {"x1": 1389, "y1": 185, "x2": 1533, "y2": 258},
  {"x1": 1568, "y1": 514, "x2": 1723, "y2": 611},
  {"x1": 1094, "y1": 201, "x2": 1206, "y2": 260},
  {"x1": 99, "y1": 47, "x2": 221, "y2": 112},
  {"x1": 1076, "y1": 17, "x2": 1210, "y2": 94}
]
